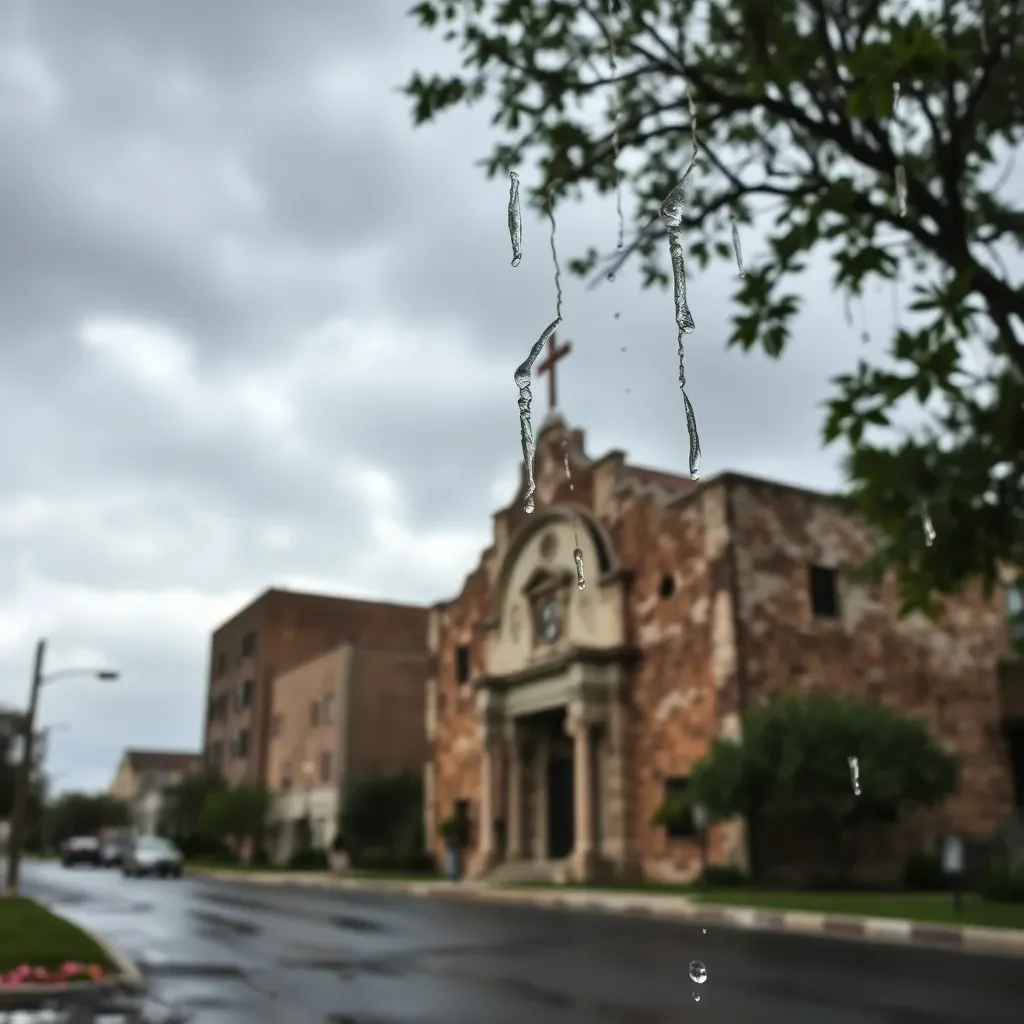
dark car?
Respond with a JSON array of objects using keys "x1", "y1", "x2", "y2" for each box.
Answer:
[
  {"x1": 61, "y1": 836, "x2": 101, "y2": 867},
  {"x1": 122, "y1": 836, "x2": 183, "y2": 878}
]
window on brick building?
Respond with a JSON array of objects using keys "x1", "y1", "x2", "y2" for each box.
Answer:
[
  {"x1": 310, "y1": 701, "x2": 320, "y2": 726},
  {"x1": 319, "y1": 751, "x2": 332, "y2": 783},
  {"x1": 808, "y1": 565, "x2": 839, "y2": 619},
  {"x1": 662, "y1": 777, "x2": 693, "y2": 839},
  {"x1": 235, "y1": 730, "x2": 250, "y2": 758},
  {"x1": 456, "y1": 645, "x2": 470, "y2": 683},
  {"x1": 240, "y1": 631, "x2": 258, "y2": 658},
  {"x1": 322, "y1": 693, "x2": 334, "y2": 723},
  {"x1": 239, "y1": 680, "x2": 254, "y2": 708},
  {"x1": 215, "y1": 652, "x2": 226, "y2": 677},
  {"x1": 659, "y1": 573, "x2": 676, "y2": 599}
]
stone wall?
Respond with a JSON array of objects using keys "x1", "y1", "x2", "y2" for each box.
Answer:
[{"x1": 730, "y1": 475, "x2": 1016, "y2": 875}]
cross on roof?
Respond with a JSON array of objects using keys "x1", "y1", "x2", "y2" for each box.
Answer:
[{"x1": 536, "y1": 332, "x2": 572, "y2": 413}]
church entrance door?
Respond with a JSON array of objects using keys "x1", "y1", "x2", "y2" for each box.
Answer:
[{"x1": 547, "y1": 744, "x2": 575, "y2": 859}]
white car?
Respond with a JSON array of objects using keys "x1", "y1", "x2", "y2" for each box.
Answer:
[{"x1": 121, "y1": 836, "x2": 184, "y2": 878}]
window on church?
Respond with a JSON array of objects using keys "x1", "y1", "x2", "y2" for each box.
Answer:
[
  {"x1": 808, "y1": 565, "x2": 839, "y2": 619},
  {"x1": 663, "y1": 777, "x2": 692, "y2": 840},
  {"x1": 659, "y1": 573, "x2": 676, "y2": 599},
  {"x1": 455, "y1": 645, "x2": 470, "y2": 683}
]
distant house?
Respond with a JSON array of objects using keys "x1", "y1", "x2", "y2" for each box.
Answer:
[{"x1": 109, "y1": 749, "x2": 203, "y2": 836}]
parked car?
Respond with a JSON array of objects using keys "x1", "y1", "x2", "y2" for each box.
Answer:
[
  {"x1": 61, "y1": 836, "x2": 101, "y2": 868},
  {"x1": 121, "y1": 836, "x2": 183, "y2": 878},
  {"x1": 100, "y1": 838, "x2": 130, "y2": 868}
]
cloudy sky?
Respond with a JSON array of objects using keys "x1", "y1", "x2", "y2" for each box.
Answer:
[{"x1": 0, "y1": 0, "x2": 880, "y2": 794}]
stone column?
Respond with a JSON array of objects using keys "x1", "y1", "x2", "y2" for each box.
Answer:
[
  {"x1": 505, "y1": 719, "x2": 524, "y2": 860},
  {"x1": 567, "y1": 702, "x2": 597, "y2": 879},
  {"x1": 477, "y1": 731, "x2": 498, "y2": 870}
]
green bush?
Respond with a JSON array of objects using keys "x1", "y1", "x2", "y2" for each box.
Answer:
[
  {"x1": 697, "y1": 865, "x2": 748, "y2": 888},
  {"x1": 287, "y1": 848, "x2": 327, "y2": 871},
  {"x1": 978, "y1": 861, "x2": 1024, "y2": 903},
  {"x1": 902, "y1": 853, "x2": 948, "y2": 891}
]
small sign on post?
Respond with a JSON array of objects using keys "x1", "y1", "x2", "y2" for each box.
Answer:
[{"x1": 941, "y1": 836, "x2": 965, "y2": 911}]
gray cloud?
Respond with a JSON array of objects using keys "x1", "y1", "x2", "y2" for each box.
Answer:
[{"x1": 0, "y1": 0, "x2": 858, "y2": 792}]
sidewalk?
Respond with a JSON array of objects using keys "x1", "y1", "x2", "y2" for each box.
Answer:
[{"x1": 189, "y1": 868, "x2": 1024, "y2": 959}]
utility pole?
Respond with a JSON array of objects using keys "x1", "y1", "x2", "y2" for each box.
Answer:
[{"x1": 4, "y1": 639, "x2": 46, "y2": 897}]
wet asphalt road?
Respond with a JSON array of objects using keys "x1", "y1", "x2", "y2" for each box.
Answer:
[{"x1": 9, "y1": 859, "x2": 1024, "y2": 1023}]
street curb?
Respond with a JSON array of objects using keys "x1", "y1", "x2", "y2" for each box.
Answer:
[
  {"x1": 0, "y1": 908, "x2": 145, "y2": 1010},
  {"x1": 189, "y1": 868, "x2": 1024, "y2": 959}
]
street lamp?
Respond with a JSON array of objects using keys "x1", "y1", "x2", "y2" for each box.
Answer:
[{"x1": 3, "y1": 639, "x2": 120, "y2": 896}]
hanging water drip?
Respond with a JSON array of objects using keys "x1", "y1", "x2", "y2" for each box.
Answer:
[
  {"x1": 508, "y1": 170, "x2": 523, "y2": 267},
  {"x1": 920, "y1": 500, "x2": 936, "y2": 547},
  {"x1": 730, "y1": 215, "x2": 746, "y2": 278},
  {"x1": 514, "y1": 318, "x2": 561, "y2": 514}
]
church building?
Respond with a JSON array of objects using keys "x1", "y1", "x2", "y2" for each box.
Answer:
[{"x1": 425, "y1": 345, "x2": 1018, "y2": 885}]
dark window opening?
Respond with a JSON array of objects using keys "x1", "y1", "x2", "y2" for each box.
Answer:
[
  {"x1": 310, "y1": 701, "x2": 320, "y2": 726},
  {"x1": 456, "y1": 645, "x2": 471, "y2": 683},
  {"x1": 659, "y1": 573, "x2": 676, "y2": 599},
  {"x1": 662, "y1": 776, "x2": 693, "y2": 839},
  {"x1": 240, "y1": 680, "x2": 254, "y2": 708},
  {"x1": 319, "y1": 751, "x2": 332, "y2": 783},
  {"x1": 215, "y1": 652, "x2": 226, "y2": 677},
  {"x1": 809, "y1": 565, "x2": 839, "y2": 619},
  {"x1": 234, "y1": 730, "x2": 250, "y2": 758},
  {"x1": 454, "y1": 798, "x2": 470, "y2": 823},
  {"x1": 240, "y1": 631, "x2": 258, "y2": 658}
]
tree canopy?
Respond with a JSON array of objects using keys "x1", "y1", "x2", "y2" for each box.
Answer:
[
  {"x1": 196, "y1": 784, "x2": 270, "y2": 845},
  {"x1": 673, "y1": 692, "x2": 958, "y2": 827},
  {"x1": 404, "y1": 0, "x2": 1024, "y2": 613}
]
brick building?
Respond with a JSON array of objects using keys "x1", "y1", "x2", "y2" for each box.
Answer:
[
  {"x1": 426, "y1": 414, "x2": 1020, "y2": 884},
  {"x1": 264, "y1": 643, "x2": 430, "y2": 863},
  {"x1": 203, "y1": 588, "x2": 428, "y2": 788}
]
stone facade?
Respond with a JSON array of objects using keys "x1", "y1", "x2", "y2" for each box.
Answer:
[
  {"x1": 266, "y1": 643, "x2": 430, "y2": 864},
  {"x1": 427, "y1": 414, "x2": 1018, "y2": 884},
  {"x1": 203, "y1": 588, "x2": 428, "y2": 788}
]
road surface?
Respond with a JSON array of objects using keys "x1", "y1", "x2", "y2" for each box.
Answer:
[{"x1": 8, "y1": 859, "x2": 1024, "y2": 1022}]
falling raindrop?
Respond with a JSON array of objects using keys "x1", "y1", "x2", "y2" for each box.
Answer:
[
  {"x1": 921, "y1": 500, "x2": 936, "y2": 547},
  {"x1": 614, "y1": 311, "x2": 621, "y2": 319},
  {"x1": 689, "y1": 960, "x2": 707, "y2": 985},
  {"x1": 730, "y1": 215, "x2": 746, "y2": 278},
  {"x1": 621, "y1": 346, "x2": 626, "y2": 352},
  {"x1": 515, "y1": 316, "x2": 561, "y2": 513},
  {"x1": 693, "y1": 993, "x2": 701, "y2": 1002},
  {"x1": 508, "y1": 171, "x2": 523, "y2": 267},
  {"x1": 892, "y1": 84, "x2": 907, "y2": 218},
  {"x1": 980, "y1": 18, "x2": 989, "y2": 55},
  {"x1": 604, "y1": 0, "x2": 625, "y2": 250},
  {"x1": 574, "y1": 547, "x2": 586, "y2": 590},
  {"x1": 607, "y1": 271, "x2": 615, "y2": 281},
  {"x1": 702, "y1": 927, "x2": 707, "y2": 934},
  {"x1": 848, "y1": 755, "x2": 861, "y2": 796}
]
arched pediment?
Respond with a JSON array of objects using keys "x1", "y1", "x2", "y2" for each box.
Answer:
[{"x1": 484, "y1": 505, "x2": 627, "y2": 678}]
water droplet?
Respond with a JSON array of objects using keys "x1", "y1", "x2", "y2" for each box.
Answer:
[
  {"x1": 921, "y1": 500, "x2": 936, "y2": 547},
  {"x1": 702, "y1": 927, "x2": 706, "y2": 934},
  {"x1": 607, "y1": 271, "x2": 615, "y2": 281},
  {"x1": 848, "y1": 755, "x2": 861, "y2": 796},
  {"x1": 621, "y1": 346, "x2": 626, "y2": 352},
  {"x1": 508, "y1": 171, "x2": 523, "y2": 267},
  {"x1": 689, "y1": 960, "x2": 707, "y2": 985},
  {"x1": 514, "y1": 317, "x2": 561, "y2": 513},
  {"x1": 546, "y1": 184, "x2": 564, "y2": 320},
  {"x1": 614, "y1": 311, "x2": 621, "y2": 319},
  {"x1": 574, "y1": 548, "x2": 586, "y2": 590},
  {"x1": 730, "y1": 215, "x2": 746, "y2": 278},
  {"x1": 693, "y1": 993, "x2": 701, "y2": 1002},
  {"x1": 625, "y1": 387, "x2": 631, "y2": 393}
]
